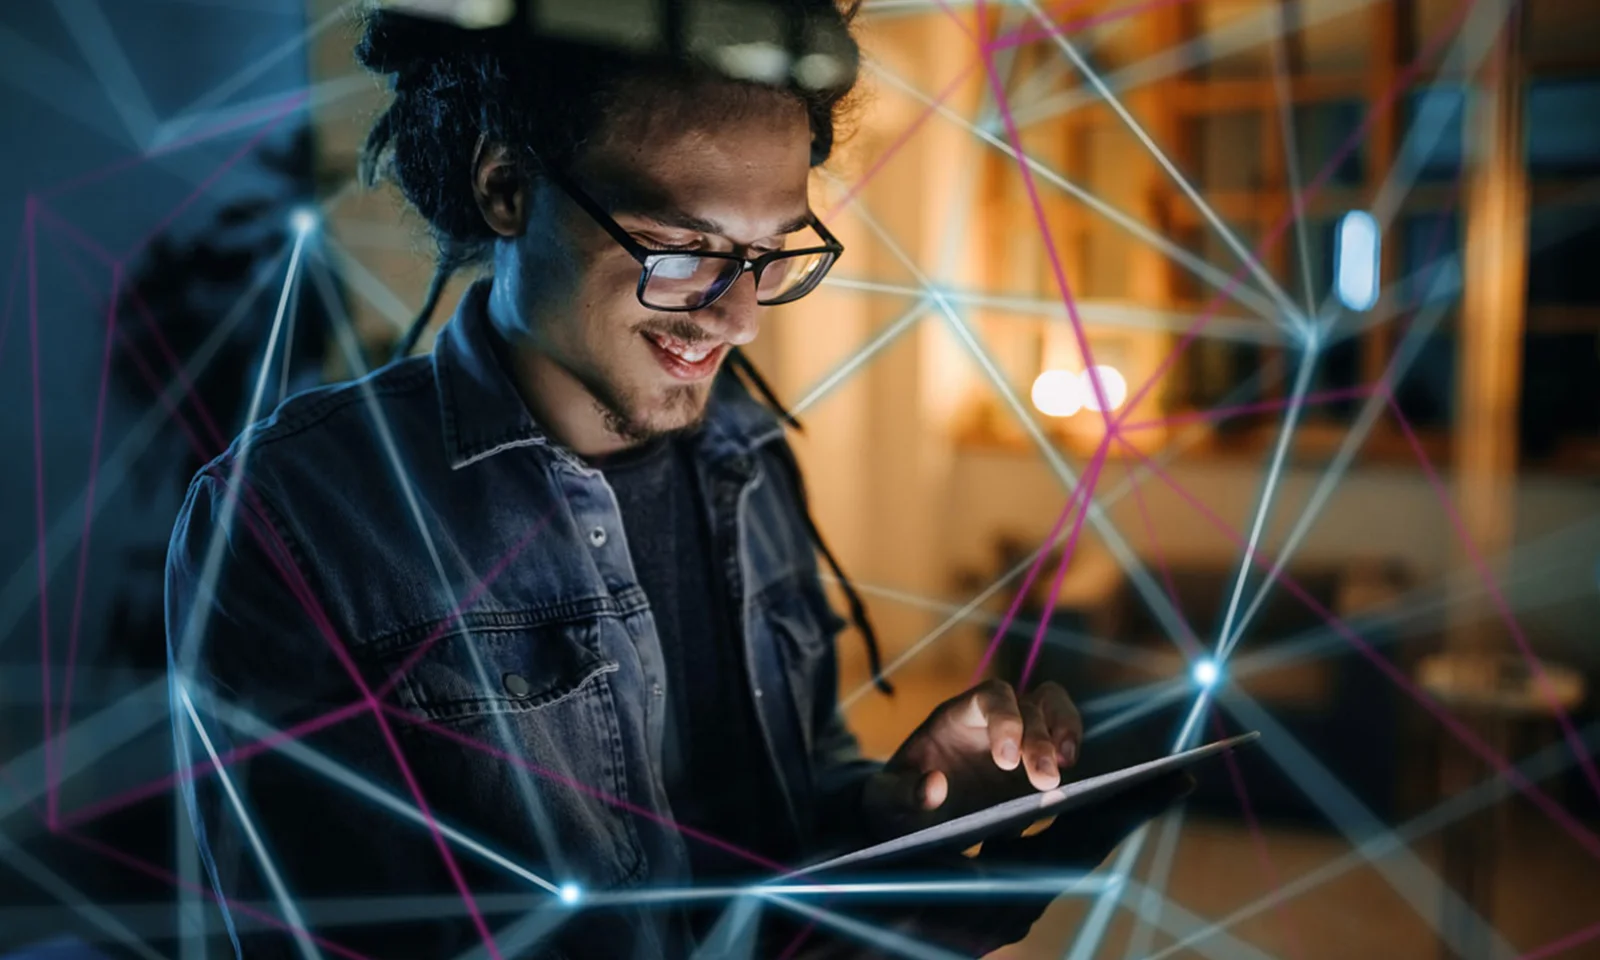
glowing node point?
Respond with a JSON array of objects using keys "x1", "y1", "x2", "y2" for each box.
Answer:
[
  {"x1": 1031, "y1": 369, "x2": 1084, "y2": 418},
  {"x1": 558, "y1": 882, "x2": 582, "y2": 905},
  {"x1": 1080, "y1": 365, "x2": 1128, "y2": 413},
  {"x1": 1192, "y1": 658, "x2": 1220, "y2": 689},
  {"x1": 289, "y1": 207, "x2": 320, "y2": 235}
]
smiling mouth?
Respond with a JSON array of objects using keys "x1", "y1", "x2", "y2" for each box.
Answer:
[{"x1": 641, "y1": 330, "x2": 727, "y2": 381}]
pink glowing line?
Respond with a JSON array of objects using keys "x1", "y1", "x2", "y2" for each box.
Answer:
[
  {"x1": 1115, "y1": 0, "x2": 1480, "y2": 424},
  {"x1": 35, "y1": 241, "x2": 493, "y2": 958},
  {"x1": 380, "y1": 702, "x2": 792, "y2": 875},
  {"x1": 27, "y1": 196, "x2": 60, "y2": 828},
  {"x1": 971, "y1": 0, "x2": 1112, "y2": 423},
  {"x1": 37, "y1": 88, "x2": 313, "y2": 202},
  {"x1": 1114, "y1": 457, "x2": 1304, "y2": 959},
  {"x1": 53, "y1": 322, "x2": 548, "y2": 828},
  {"x1": 1383, "y1": 390, "x2": 1600, "y2": 804},
  {"x1": 56, "y1": 700, "x2": 370, "y2": 830},
  {"x1": 987, "y1": 0, "x2": 1204, "y2": 52},
  {"x1": 1019, "y1": 441, "x2": 1111, "y2": 691},
  {"x1": 201, "y1": 473, "x2": 504, "y2": 960},
  {"x1": 1516, "y1": 918, "x2": 1600, "y2": 960},
  {"x1": 55, "y1": 264, "x2": 123, "y2": 790},
  {"x1": 1120, "y1": 460, "x2": 1202, "y2": 660},
  {"x1": 971, "y1": 459, "x2": 1100, "y2": 684},
  {"x1": 122, "y1": 95, "x2": 307, "y2": 262},
  {"x1": 825, "y1": 60, "x2": 980, "y2": 220},
  {"x1": 372, "y1": 511, "x2": 559, "y2": 702},
  {"x1": 1116, "y1": 435, "x2": 1600, "y2": 861},
  {"x1": 1119, "y1": 384, "x2": 1377, "y2": 433},
  {"x1": 59, "y1": 827, "x2": 377, "y2": 960}
]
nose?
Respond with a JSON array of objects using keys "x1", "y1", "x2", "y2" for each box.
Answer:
[{"x1": 699, "y1": 271, "x2": 760, "y2": 346}]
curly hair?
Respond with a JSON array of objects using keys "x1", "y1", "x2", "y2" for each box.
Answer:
[{"x1": 356, "y1": 0, "x2": 862, "y2": 279}]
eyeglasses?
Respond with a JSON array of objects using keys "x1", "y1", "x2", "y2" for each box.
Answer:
[{"x1": 539, "y1": 163, "x2": 844, "y2": 312}]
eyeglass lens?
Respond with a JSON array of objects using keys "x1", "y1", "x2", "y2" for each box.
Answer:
[{"x1": 642, "y1": 251, "x2": 834, "y2": 309}]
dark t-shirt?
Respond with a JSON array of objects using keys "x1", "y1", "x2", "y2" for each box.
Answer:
[{"x1": 593, "y1": 434, "x2": 794, "y2": 890}]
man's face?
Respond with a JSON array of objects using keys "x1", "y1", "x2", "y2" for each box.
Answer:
[{"x1": 515, "y1": 86, "x2": 815, "y2": 444}]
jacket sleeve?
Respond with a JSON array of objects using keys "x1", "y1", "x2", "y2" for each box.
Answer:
[{"x1": 166, "y1": 469, "x2": 536, "y2": 959}]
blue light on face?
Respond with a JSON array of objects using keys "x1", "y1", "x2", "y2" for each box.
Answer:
[
  {"x1": 1334, "y1": 210, "x2": 1381, "y2": 311},
  {"x1": 1192, "y1": 658, "x2": 1220, "y2": 689}
]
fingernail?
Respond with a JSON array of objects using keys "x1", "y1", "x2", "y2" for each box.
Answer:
[
  {"x1": 1000, "y1": 739, "x2": 1019, "y2": 765},
  {"x1": 1061, "y1": 740, "x2": 1078, "y2": 765}
]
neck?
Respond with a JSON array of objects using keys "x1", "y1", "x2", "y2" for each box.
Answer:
[{"x1": 486, "y1": 277, "x2": 634, "y2": 459}]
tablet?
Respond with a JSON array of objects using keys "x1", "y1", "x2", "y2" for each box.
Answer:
[{"x1": 791, "y1": 731, "x2": 1261, "y2": 878}]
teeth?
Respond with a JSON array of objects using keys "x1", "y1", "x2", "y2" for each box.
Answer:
[{"x1": 650, "y1": 334, "x2": 715, "y2": 364}]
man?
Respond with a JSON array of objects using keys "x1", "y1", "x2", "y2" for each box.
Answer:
[{"x1": 167, "y1": 2, "x2": 1185, "y2": 957}]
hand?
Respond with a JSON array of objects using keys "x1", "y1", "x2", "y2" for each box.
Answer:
[{"x1": 862, "y1": 680, "x2": 1083, "y2": 838}]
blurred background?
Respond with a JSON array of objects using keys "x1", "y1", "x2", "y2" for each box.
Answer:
[{"x1": 0, "y1": 0, "x2": 1597, "y2": 957}]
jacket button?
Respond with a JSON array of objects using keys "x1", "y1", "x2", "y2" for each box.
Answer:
[
  {"x1": 588, "y1": 526, "x2": 607, "y2": 547},
  {"x1": 504, "y1": 673, "x2": 532, "y2": 698}
]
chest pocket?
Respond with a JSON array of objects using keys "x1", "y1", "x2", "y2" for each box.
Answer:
[{"x1": 373, "y1": 615, "x2": 643, "y2": 889}]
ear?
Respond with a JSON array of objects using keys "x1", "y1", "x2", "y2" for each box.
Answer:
[{"x1": 472, "y1": 139, "x2": 527, "y2": 238}]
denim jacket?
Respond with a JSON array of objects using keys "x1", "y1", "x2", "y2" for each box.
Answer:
[{"x1": 166, "y1": 280, "x2": 879, "y2": 959}]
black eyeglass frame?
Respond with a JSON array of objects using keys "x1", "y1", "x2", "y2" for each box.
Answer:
[{"x1": 537, "y1": 160, "x2": 845, "y2": 312}]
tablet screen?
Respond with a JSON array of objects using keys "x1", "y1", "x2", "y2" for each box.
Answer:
[{"x1": 791, "y1": 731, "x2": 1261, "y2": 878}]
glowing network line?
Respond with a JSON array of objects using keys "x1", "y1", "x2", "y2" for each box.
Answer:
[
  {"x1": 308, "y1": 253, "x2": 574, "y2": 885},
  {"x1": 179, "y1": 684, "x2": 326, "y2": 960},
  {"x1": 1018, "y1": 0, "x2": 1310, "y2": 338}
]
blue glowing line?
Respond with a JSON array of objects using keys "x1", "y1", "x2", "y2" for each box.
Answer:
[
  {"x1": 0, "y1": 245, "x2": 289, "y2": 657},
  {"x1": 206, "y1": 694, "x2": 561, "y2": 896},
  {"x1": 1122, "y1": 809, "x2": 1188, "y2": 960},
  {"x1": 311, "y1": 258, "x2": 572, "y2": 880},
  {"x1": 790, "y1": 297, "x2": 929, "y2": 416},
  {"x1": 845, "y1": 202, "x2": 1208, "y2": 678},
  {"x1": 1084, "y1": 684, "x2": 1194, "y2": 742},
  {"x1": 1222, "y1": 255, "x2": 1462, "y2": 652},
  {"x1": 148, "y1": 2, "x2": 353, "y2": 149},
  {"x1": 1011, "y1": 0, "x2": 1381, "y2": 130},
  {"x1": 1023, "y1": 4, "x2": 1308, "y2": 336},
  {"x1": 1214, "y1": 344, "x2": 1320, "y2": 663},
  {"x1": 453, "y1": 905, "x2": 574, "y2": 960},
  {"x1": 763, "y1": 894, "x2": 970, "y2": 960},
  {"x1": 172, "y1": 227, "x2": 308, "y2": 679},
  {"x1": 0, "y1": 833, "x2": 168, "y2": 960},
  {"x1": 1220, "y1": 690, "x2": 1514, "y2": 958},
  {"x1": 691, "y1": 895, "x2": 763, "y2": 960},
  {"x1": 1145, "y1": 720, "x2": 1600, "y2": 960},
  {"x1": 50, "y1": 0, "x2": 159, "y2": 146},
  {"x1": 180, "y1": 686, "x2": 324, "y2": 960},
  {"x1": 862, "y1": 58, "x2": 1289, "y2": 325}
]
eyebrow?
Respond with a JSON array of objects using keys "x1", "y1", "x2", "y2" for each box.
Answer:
[{"x1": 632, "y1": 208, "x2": 815, "y2": 240}]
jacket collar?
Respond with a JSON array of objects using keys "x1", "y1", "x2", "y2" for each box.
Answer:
[{"x1": 433, "y1": 279, "x2": 783, "y2": 471}]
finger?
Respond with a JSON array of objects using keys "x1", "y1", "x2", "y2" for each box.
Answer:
[
  {"x1": 962, "y1": 680, "x2": 1025, "y2": 770},
  {"x1": 919, "y1": 769, "x2": 949, "y2": 811},
  {"x1": 1027, "y1": 681, "x2": 1084, "y2": 768},
  {"x1": 1019, "y1": 699, "x2": 1060, "y2": 790}
]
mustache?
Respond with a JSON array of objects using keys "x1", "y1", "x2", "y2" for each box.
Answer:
[{"x1": 637, "y1": 319, "x2": 714, "y2": 344}]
